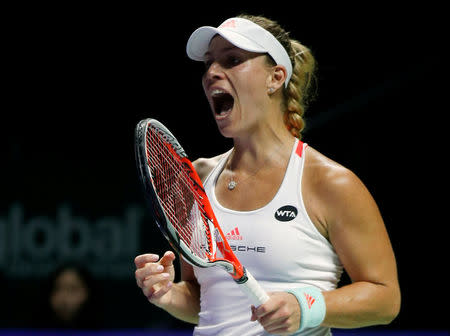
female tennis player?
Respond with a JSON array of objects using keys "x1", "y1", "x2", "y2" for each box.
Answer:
[{"x1": 135, "y1": 15, "x2": 400, "y2": 335}]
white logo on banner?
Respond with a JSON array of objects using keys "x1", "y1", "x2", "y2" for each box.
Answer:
[{"x1": 0, "y1": 203, "x2": 143, "y2": 279}]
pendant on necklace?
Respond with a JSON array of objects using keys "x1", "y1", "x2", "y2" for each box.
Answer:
[{"x1": 228, "y1": 180, "x2": 237, "y2": 190}]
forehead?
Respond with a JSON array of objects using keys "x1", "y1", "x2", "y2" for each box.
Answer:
[
  {"x1": 205, "y1": 35, "x2": 246, "y2": 57},
  {"x1": 208, "y1": 35, "x2": 235, "y2": 51}
]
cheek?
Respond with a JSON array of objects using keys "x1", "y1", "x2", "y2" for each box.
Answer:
[
  {"x1": 236, "y1": 62, "x2": 268, "y2": 94},
  {"x1": 234, "y1": 65, "x2": 267, "y2": 108},
  {"x1": 201, "y1": 74, "x2": 207, "y2": 91}
]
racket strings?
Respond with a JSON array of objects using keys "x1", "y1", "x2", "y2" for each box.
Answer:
[{"x1": 147, "y1": 127, "x2": 213, "y2": 260}]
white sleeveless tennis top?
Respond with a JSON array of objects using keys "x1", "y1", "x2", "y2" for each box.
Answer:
[{"x1": 193, "y1": 139, "x2": 343, "y2": 336}]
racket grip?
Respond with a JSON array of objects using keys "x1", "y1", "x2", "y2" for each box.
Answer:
[{"x1": 238, "y1": 268, "x2": 269, "y2": 307}]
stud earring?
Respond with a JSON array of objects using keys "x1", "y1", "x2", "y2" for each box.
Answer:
[{"x1": 268, "y1": 87, "x2": 275, "y2": 94}]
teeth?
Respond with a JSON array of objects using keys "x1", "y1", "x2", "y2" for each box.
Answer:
[{"x1": 211, "y1": 89, "x2": 226, "y2": 97}]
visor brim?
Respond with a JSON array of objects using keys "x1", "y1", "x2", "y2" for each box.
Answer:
[{"x1": 186, "y1": 26, "x2": 268, "y2": 61}]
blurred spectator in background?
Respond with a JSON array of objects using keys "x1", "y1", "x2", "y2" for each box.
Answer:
[{"x1": 32, "y1": 262, "x2": 103, "y2": 329}]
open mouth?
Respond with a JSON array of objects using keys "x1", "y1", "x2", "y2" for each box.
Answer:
[{"x1": 211, "y1": 89, "x2": 234, "y2": 116}]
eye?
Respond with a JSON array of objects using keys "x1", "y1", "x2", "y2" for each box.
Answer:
[
  {"x1": 204, "y1": 59, "x2": 213, "y2": 71},
  {"x1": 203, "y1": 53, "x2": 243, "y2": 72},
  {"x1": 225, "y1": 55, "x2": 242, "y2": 68}
]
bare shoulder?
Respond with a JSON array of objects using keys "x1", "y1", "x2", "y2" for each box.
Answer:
[
  {"x1": 304, "y1": 146, "x2": 363, "y2": 191},
  {"x1": 193, "y1": 153, "x2": 227, "y2": 183},
  {"x1": 303, "y1": 146, "x2": 378, "y2": 231}
]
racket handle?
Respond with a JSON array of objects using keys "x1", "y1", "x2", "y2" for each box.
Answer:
[{"x1": 237, "y1": 268, "x2": 270, "y2": 307}]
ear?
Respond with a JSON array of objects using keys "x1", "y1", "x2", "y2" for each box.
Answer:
[{"x1": 266, "y1": 64, "x2": 287, "y2": 92}]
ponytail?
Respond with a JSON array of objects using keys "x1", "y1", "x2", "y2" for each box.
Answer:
[{"x1": 284, "y1": 40, "x2": 317, "y2": 139}]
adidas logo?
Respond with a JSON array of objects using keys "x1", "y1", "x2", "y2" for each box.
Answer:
[
  {"x1": 304, "y1": 293, "x2": 315, "y2": 309},
  {"x1": 226, "y1": 227, "x2": 243, "y2": 241},
  {"x1": 219, "y1": 19, "x2": 237, "y2": 28}
]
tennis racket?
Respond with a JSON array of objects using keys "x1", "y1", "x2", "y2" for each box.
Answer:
[{"x1": 135, "y1": 118, "x2": 269, "y2": 306}]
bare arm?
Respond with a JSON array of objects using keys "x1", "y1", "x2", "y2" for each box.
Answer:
[
  {"x1": 171, "y1": 257, "x2": 201, "y2": 324},
  {"x1": 161, "y1": 256, "x2": 200, "y2": 324},
  {"x1": 248, "y1": 148, "x2": 400, "y2": 334},
  {"x1": 318, "y1": 165, "x2": 401, "y2": 327},
  {"x1": 134, "y1": 252, "x2": 200, "y2": 324}
]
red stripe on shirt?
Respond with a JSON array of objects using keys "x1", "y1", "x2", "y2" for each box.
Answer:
[{"x1": 295, "y1": 141, "x2": 305, "y2": 158}]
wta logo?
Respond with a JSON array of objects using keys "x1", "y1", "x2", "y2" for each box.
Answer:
[{"x1": 274, "y1": 205, "x2": 298, "y2": 222}]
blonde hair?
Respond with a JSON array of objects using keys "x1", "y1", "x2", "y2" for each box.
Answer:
[{"x1": 237, "y1": 14, "x2": 318, "y2": 139}]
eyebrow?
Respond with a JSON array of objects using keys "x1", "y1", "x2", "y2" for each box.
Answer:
[{"x1": 204, "y1": 46, "x2": 239, "y2": 58}]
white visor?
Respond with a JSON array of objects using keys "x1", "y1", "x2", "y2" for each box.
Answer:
[{"x1": 186, "y1": 17, "x2": 292, "y2": 87}]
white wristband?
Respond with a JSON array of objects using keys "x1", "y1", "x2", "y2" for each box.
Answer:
[{"x1": 286, "y1": 286, "x2": 326, "y2": 332}]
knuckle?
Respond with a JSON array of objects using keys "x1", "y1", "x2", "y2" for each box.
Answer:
[
  {"x1": 140, "y1": 263, "x2": 159, "y2": 277},
  {"x1": 152, "y1": 285, "x2": 170, "y2": 300},
  {"x1": 142, "y1": 274, "x2": 167, "y2": 288},
  {"x1": 134, "y1": 255, "x2": 142, "y2": 264},
  {"x1": 257, "y1": 316, "x2": 266, "y2": 326},
  {"x1": 152, "y1": 263, "x2": 163, "y2": 272},
  {"x1": 142, "y1": 278, "x2": 154, "y2": 288},
  {"x1": 279, "y1": 307, "x2": 290, "y2": 319},
  {"x1": 281, "y1": 327, "x2": 291, "y2": 335},
  {"x1": 257, "y1": 305, "x2": 268, "y2": 315},
  {"x1": 143, "y1": 286, "x2": 154, "y2": 298},
  {"x1": 151, "y1": 289, "x2": 164, "y2": 300}
]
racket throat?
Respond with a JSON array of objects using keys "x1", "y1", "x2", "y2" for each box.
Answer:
[
  {"x1": 213, "y1": 260, "x2": 243, "y2": 279},
  {"x1": 219, "y1": 262, "x2": 269, "y2": 306},
  {"x1": 233, "y1": 266, "x2": 249, "y2": 284}
]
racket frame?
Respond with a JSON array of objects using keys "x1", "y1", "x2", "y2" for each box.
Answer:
[
  {"x1": 135, "y1": 118, "x2": 269, "y2": 305},
  {"x1": 135, "y1": 119, "x2": 242, "y2": 276}
]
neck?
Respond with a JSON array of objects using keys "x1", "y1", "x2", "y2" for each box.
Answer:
[{"x1": 230, "y1": 124, "x2": 295, "y2": 172}]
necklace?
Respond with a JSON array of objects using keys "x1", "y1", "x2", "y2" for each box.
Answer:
[
  {"x1": 225, "y1": 146, "x2": 282, "y2": 191},
  {"x1": 228, "y1": 179, "x2": 238, "y2": 190}
]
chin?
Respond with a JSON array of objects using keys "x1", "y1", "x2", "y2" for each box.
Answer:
[{"x1": 216, "y1": 124, "x2": 235, "y2": 139}]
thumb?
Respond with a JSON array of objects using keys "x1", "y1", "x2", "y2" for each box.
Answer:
[
  {"x1": 250, "y1": 305, "x2": 258, "y2": 321},
  {"x1": 159, "y1": 250, "x2": 176, "y2": 267}
]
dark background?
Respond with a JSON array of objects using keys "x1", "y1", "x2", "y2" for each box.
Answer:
[{"x1": 1, "y1": 2, "x2": 445, "y2": 333}]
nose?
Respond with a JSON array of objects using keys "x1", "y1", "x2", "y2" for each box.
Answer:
[{"x1": 203, "y1": 61, "x2": 226, "y2": 88}]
